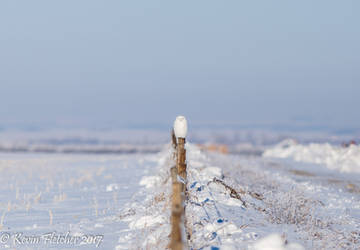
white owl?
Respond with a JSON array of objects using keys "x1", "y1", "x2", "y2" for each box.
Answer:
[{"x1": 173, "y1": 116, "x2": 188, "y2": 139}]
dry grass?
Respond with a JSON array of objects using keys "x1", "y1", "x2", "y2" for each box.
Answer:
[
  {"x1": 154, "y1": 192, "x2": 166, "y2": 203},
  {"x1": 0, "y1": 210, "x2": 6, "y2": 230},
  {"x1": 209, "y1": 177, "x2": 247, "y2": 207},
  {"x1": 49, "y1": 209, "x2": 53, "y2": 226},
  {"x1": 289, "y1": 169, "x2": 315, "y2": 177}
]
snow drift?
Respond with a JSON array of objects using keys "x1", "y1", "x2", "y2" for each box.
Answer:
[{"x1": 263, "y1": 139, "x2": 360, "y2": 173}]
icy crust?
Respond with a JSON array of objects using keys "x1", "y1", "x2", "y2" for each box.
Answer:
[{"x1": 264, "y1": 139, "x2": 360, "y2": 173}]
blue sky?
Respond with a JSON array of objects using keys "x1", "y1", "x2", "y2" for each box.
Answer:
[{"x1": 0, "y1": 1, "x2": 359, "y2": 131}]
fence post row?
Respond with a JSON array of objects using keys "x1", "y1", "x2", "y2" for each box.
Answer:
[{"x1": 170, "y1": 116, "x2": 188, "y2": 250}]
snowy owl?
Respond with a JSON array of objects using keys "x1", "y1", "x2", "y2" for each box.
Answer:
[{"x1": 174, "y1": 116, "x2": 188, "y2": 139}]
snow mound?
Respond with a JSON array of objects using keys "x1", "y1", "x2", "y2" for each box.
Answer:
[
  {"x1": 263, "y1": 140, "x2": 360, "y2": 173},
  {"x1": 129, "y1": 215, "x2": 166, "y2": 229},
  {"x1": 252, "y1": 234, "x2": 304, "y2": 250},
  {"x1": 139, "y1": 175, "x2": 161, "y2": 188}
]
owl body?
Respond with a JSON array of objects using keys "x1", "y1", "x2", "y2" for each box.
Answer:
[{"x1": 174, "y1": 116, "x2": 188, "y2": 139}]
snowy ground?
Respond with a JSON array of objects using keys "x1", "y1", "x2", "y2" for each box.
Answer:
[
  {"x1": 118, "y1": 143, "x2": 360, "y2": 249},
  {"x1": 0, "y1": 142, "x2": 359, "y2": 249},
  {"x1": 0, "y1": 152, "x2": 160, "y2": 249}
]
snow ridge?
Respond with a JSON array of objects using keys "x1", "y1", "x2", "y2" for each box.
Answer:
[{"x1": 264, "y1": 140, "x2": 360, "y2": 173}]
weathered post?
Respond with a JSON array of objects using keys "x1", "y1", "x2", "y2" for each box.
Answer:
[
  {"x1": 171, "y1": 129, "x2": 178, "y2": 161},
  {"x1": 170, "y1": 182, "x2": 183, "y2": 250},
  {"x1": 171, "y1": 129, "x2": 178, "y2": 150}
]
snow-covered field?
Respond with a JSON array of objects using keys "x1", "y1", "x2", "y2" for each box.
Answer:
[
  {"x1": 0, "y1": 152, "x2": 160, "y2": 249},
  {"x1": 0, "y1": 140, "x2": 359, "y2": 249}
]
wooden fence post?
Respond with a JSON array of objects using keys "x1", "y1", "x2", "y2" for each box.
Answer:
[
  {"x1": 170, "y1": 116, "x2": 188, "y2": 250},
  {"x1": 177, "y1": 138, "x2": 187, "y2": 180},
  {"x1": 174, "y1": 116, "x2": 188, "y2": 182},
  {"x1": 170, "y1": 182, "x2": 183, "y2": 250}
]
